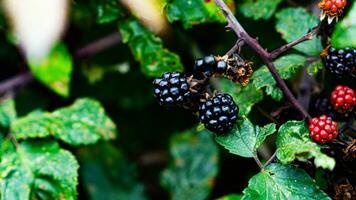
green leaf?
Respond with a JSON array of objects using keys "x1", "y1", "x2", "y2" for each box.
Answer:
[
  {"x1": 78, "y1": 143, "x2": 147, "y2": 200},
  {"x1": 216, "y1": 118, "x2": 276, "y2": 158},
  {"x1": 95, "y1": 0, "x2": 125, "y2": 24},
  {"x1": 252, "y1": 54, "x2": 306, "y2": 101},
  {"x1": 163, "y1": 0, "x2": 235, "y2": 29},
  {"x1": 218, "y1": 194, "x2": 243, "y2": 200},
  {"x1": 265, "y1": 86, "x2": 283, "y2": 101},
  {"x1": 11, "y1": 98, "x2": 117, "y2": 146},
  {"x1": 242, "y1": 163, "x2": 331, "y2": 200},
  {"x1": 161, "y1": 129, "x2": 218, "y2": 200},
  {"x1": 239, "y1": 0, "x2": 283, "y2": 20},
  {"x1": 119, "y1": 18, "x2": 183, "y2": 77},
  {"x1": 28, "y1": 43, "x2": 73, "y2": 97},
  {"x1": 331, "y1": 1, "x2": 356, "y2": 48},
  {"x1": 220, "y1": 79, "x2": 264, "y2": 116},
  {"x1": 307, "y1": 59, "x2": 324, "y2": 76},
  {"x1": 0, "y1": 98, "x2": 16, "y2": 128},
  {"x1": 275, "y1": 8, "x2": 322, "y2": 56},
  {"x1": 0, "y1": 140, "x2": 79, "y2": 200},
  {"x1": 276, "y1": 121, "x2": 335, "y2": 170}
]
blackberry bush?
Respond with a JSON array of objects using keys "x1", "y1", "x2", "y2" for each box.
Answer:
[{"x1": 1, "y1": 0, "x2": 356, "y2": 199}]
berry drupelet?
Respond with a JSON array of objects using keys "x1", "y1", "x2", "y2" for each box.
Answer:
[
  {"x1": 194, "y1": 55, "x2": 228, "y2": 77},
  {"x1": 330, "y1": 85, "x2": 356, "y2": 113},
  {"x1": 153, "y1": 72, "x2": 192, "y2": 106},
  {"x1": 324, "y1": 47, "x2": 356, "y2": 77},
  {"x1": 198, "y1": 93, "x2": 238, "y2": 134},
  {"x1": 309, "y1": 115, "x2": 338, "y2": 144}
]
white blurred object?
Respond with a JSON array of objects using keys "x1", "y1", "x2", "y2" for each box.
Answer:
[
  {"x1": 3, "y1": 0, "x2": 69, "y2": 60},
  {"x1": 120, "y1": 0, "x2": 168, "y2": 35}
]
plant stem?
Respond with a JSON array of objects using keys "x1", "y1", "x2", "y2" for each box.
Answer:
[
  {"x1": 225, "y1": 39, "x2": 244, "y2": 57},
  {"x1": 264, "y1": 151, "x2": 277, "y2": 168},
  {"x1": 0, "y1": 71, "x2": 34, "y2": 96},
  {"x1": 270, "y1": 26, "x2": 320, "y2": 59},
  {"x1": 214, "y1": 0, "x2": 311, "y2": 120},
  {"x1": 74, "y1": 32, "x2": 122, "y2": 59},
  {"x1": 253, "y1": 154, "x2": 265, "y2": 170}
]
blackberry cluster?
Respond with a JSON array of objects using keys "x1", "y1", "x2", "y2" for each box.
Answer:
[
  {"x1": 324, "y1": 47, "x2": 356, "y2": 77},
  {"x1": 194, "y1": 55, "x2": 228, "y2": 77},
  {"x1": 153, "y1": 72, "x2": 191, "y2": 106},
  {"x1": 198, "y1": 93, "x2": 238, "y2": 134},
  {"x1": 153, "y1": 53, "x2": 250, "y2": 134}
]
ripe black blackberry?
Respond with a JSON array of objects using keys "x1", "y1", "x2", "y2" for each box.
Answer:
[
  {"x1": 324, "y1": 47, "x2": 356, "y2": 77},
  {"x1": 198, "y1": 93, "x2": 238, "y2": 134},
  {"x1": 314, "y1": 97, "x2": 350, "y2": 121},
  {"x1": 153, "y1": 72, "x2": 192, "y2": 106},
  {"x1": 194, "y1": 55, "x2": 228, "y2": 77},
  {"x1": 194, "y1": 55, "x2": 216, "y2": 77}
]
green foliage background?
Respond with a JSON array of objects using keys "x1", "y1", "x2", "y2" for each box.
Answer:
[{"x1": 0, "y1": 0, "x2": 355, "y2": 199}]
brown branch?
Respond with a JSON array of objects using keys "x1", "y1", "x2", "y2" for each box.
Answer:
[
  {"x1": 215, "y1": 0, "x2": 311, "y2": 120},
  {"x1": 0, "y1": 32, "x2": 122, "y2": 97},
  {"x1": 74, "y1": 32, "x2": 122, "y2": 59},
  {"x1": 270, "y1": 26, "x2": 320, "y2": 59},
  {"x1": 0, "y1": 71, "x2": 34, "y2": 96}
]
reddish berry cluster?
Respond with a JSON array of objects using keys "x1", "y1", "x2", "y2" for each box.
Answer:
[
  {"x1": 309, "y1": 115, "x2": 338, "y2": 144},
  {"x1": 319, "y1": 0, "x2": 347, "y2": 16},
  {"x1": 330, "y1": 85, "x2": 356, "y2": 113}
]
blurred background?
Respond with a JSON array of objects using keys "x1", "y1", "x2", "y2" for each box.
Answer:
[{"x1": 0, "y1": 0, "x2": 355, "y2": 199}]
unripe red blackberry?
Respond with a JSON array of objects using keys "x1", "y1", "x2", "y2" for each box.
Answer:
[
  {"x1": 319, "y1": 0, "x2": 347, "y2": 23},
  {"x1": 309, "y1": 115, "x2": 338, "y2": 144},
  {"x1": 314, "y1": 96, "x2": 349, "y2": 121},
  {"x1": 330, "y1": 85, "x2": 356, "y2": 113},
  {"x1": 198, "y1": 93, "x2": 238, "y2": 134},
  {"x1": 324, "y1": 47, "x2": 355, "y2": 77},
  {"x1": 153, "y1": 72, "x2": 192, "y2": 106}
]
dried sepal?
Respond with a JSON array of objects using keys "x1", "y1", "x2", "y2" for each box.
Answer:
[
  {"x1": 343, "y1": 139, "x2": 356, "y2": 161},
  {"x1": 225, "y1": 54, "x2": 253, "y2": 86}
]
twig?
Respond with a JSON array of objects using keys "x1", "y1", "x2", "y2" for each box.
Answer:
[
  {"x1": 256, "y1": 106, "x2": 279, "y2": 125},
  {"x1": 74, "y1": 32, "x2": 122, "y2": 59},
  {"x1": 0, "y1": 71, "x2": 34, "y2": 96},
  {"x1": 225, "y1": 39, "x2": 244, "y2": 57},
  {"x1": 270, "y1": 26, "x2": 320, "y2": 59},
  {"x1": 264, "y1": 151, "x2": 277, "y2": 167},
  {"x1": 0, "y1": 32, "x2": 122, "y2": 97},
  {"x1": 253, "y1": 154, "x2": 265, "y2": 170},
  {"x1": 214, "y1": 0, "x2": 311, "y2": 120}
]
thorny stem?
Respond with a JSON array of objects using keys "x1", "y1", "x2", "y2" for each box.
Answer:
[
  {"x1": 215, "y1": 0, "x2": 312, "y2": 120},
  {"x1": 0, "y1": 32, "x2": 122, "y2": 97}
]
